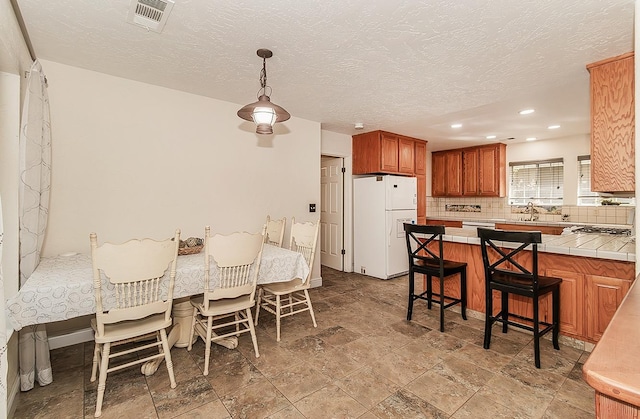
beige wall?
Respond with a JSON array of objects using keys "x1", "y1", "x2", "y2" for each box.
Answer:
[{"x1": 40, "y1": 60, "x2": 322, "y2": 287}]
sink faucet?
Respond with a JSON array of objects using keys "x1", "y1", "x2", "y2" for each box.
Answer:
[{"x1": 527, "y1": 202, "x2": 538, "y2": 221}]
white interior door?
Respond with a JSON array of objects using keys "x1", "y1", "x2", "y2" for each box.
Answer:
[{"x1": 320, "y1": 156, "x2": 344, "y2": 270}]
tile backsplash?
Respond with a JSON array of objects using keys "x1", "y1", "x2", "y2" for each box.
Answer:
[{"x1": 427, "y1": 197, "x2": 635, "y2": 225}]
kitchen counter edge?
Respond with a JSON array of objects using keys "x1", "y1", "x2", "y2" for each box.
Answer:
[{"x1": 583, "y1": 275, "x2": 640, "y2": 408}]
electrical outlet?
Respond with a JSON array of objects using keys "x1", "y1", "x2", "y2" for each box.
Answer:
[{"x1": 360, "y1": 266, "x2": 366, "y2": 274}]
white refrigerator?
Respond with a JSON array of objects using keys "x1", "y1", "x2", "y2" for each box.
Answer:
[{"x1": 353, "y1": 175, "x2": 417, "y2": 280}]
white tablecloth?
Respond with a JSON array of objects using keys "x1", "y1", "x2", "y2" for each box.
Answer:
[{"x1": 6, "y1": 244, "x2": 309, "y2": 330}]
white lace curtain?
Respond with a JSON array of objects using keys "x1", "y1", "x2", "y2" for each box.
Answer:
[
  {"x1": 18, "y1": 59, "x2": 53, "y2": 391},
  {"x1": 1, "y1": 197, "x2": 8, "y2": 418}
]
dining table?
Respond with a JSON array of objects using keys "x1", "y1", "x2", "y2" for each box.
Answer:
[{"x1": 6, "y1": 243, "x2": 310, "y2": 375}]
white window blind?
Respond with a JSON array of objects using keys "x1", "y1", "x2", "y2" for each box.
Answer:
[
  {"x1": 577, "y1": 155, "x2": 599, "y2": 206},
  {"x1": 577, "y1": 156, "x2": 633, "y2": 206},
  {"x1": 509, "y1": 158, "x2": 564, "y2": 206}
]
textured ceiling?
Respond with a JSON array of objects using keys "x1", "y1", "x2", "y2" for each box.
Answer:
[{"x1": 15, "y1": 0, "x2": 635, "y2": 150}]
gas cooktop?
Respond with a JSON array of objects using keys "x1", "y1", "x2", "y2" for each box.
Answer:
[{"x1": 573, "y1": 226, "x2": 632, "y2": 235}]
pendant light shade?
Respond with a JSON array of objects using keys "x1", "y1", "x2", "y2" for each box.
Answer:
[{"x1": 237, "y1": 49, "x2": 290, "y2": 135}]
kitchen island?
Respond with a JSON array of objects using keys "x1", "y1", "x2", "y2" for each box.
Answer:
[
  {"x1": 582, "y1": 275, "x2": 640, "y2": 418},
  {"x1": 422, "y1": 226, "x2": 635, "y2": 344}
]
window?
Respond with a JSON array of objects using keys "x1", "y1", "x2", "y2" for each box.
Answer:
[
  {"x1": 509, "y1": 158, "x2": 563, "y2": 206},
  {"x1": 577, "y1": 156, "x2": 633, "y2": 206}
]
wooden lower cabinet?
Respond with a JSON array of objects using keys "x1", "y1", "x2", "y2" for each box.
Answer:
[
  {"x1": 495, "y1": 223, "x2": 564, "y2": 236},
  {"x1": 422, "y1": 241, "x2": 634, "y2": 342},
  {"x1": 585, "y1": 275, "x2": 631, "y2": 341},
  {"x1": 545, "y1": 269, "x2": 584, "y2": 336},
  {"x1": 424, "y1": 219, "x2": 463, "y2": 228}
]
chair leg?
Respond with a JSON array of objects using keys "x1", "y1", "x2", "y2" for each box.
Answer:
[
  {"x1": 304, "y1": 289, "x2": 317, "y2": 328},
  {"x1": 160, "y1": 328, "x2": 177, "y2": 388},
  {"x1": 90, "y1": 342, "x2": 100, "y2": 382},
  {"x1": 426, "y1": 274, "x2": 433, "y2": 310},
  {"x1": 187, "y1": 307, "x2": 198, "y2": 352},
  {"x1": 460, "y1": 270, "x2": 467, "y2": 321},
  {"x1": 484, "y1": 289, "x2": 492, "y2": 349},
  {"x1": 254, "y1": 288, "x2": 263, "y2": 326},
  {"x1": 501, "y1": 292, "x2": 509, "y2": 334},
  {"x1": 275, "y1": 295, "x2": 282, "y2": 342},
  {"x1": 94, "y1": 342, "x2": 111, "y2": 418},
  {"x1": 235, "y1": 312, "x2": 240, "y2": 336},
  {"x1": 552, "y1": 287, "x2": 560, "y2": 350},
  {"x1": 439, "y1": 277, "x2": 445, "y2": 332},
  {"x1": 407, "y1": 270, "x2": 415, "y2": 321},
  {"x1": 203, "y1": 316, "x2": 213, "y2": 376},
  {"x1": 533, "y1": 297, "x2": 541, "y2": 368},
  {"x1": 245, "y1": 308, "x2": 260, "y2": 358}
]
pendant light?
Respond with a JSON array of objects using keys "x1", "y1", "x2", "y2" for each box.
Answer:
[{"x1": 237, "y1": 49, "x2": 290, "y2": 135}]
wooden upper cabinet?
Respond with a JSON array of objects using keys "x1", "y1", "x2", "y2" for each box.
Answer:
[
  {"x1": 462, "y1": 148, "x2": 478, "y2": 195},
  {"x1": 432, "y1": 150, "x2": 462, "y2": 196},
  {"x1": 432, "y1": 143, "x2": 505, "y2": 197},
  {"x1": 380, "y1": 133, "x2": 399, "y2": 172},
  {"x1": 432, "y1": 152, "x2": 447, "y2": 196},
  {"x1": 587, "y1": 52, "x2": 635, "y2": 192},
  {"x1": 478, "y1": 143, "x2": 506, "y2": 196},
  {"x1": 446, "y1": 151, "x2": 463, "y2": 196},
  {"x1": 398, "y1": 138, "x2": 415, "y2": 174},
  {"x1": 352, "y1": 130, "x2": 424, "y2": 175},
  {"x1": 414, "y1": 140, "x2": 427, "y2": 175}
]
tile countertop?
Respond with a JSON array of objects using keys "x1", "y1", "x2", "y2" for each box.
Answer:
[
  {"x1": 427, "y1": 216, "x2": 633, "y2": 229},
  {"x1": 442, "y1": 227, "x2": 636, "y2": 262}
]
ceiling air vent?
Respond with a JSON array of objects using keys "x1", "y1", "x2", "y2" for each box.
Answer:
[{"x1": 127, "y1": 0, "x2": 174, "y2": 33}]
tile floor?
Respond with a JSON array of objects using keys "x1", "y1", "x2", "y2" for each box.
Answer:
[{"x1": 13, "y1": 267, "x2": 596, "y2": 418}]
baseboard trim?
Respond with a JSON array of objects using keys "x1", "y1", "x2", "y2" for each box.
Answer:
[{"x1": 48, "y1": 328, "x2": 94, "y2": 350}]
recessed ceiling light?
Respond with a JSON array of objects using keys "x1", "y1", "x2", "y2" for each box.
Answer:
[
  {"x1": 526, "y1": 137, "x2": 537, "y2": 142},
  {"x1": 548, "y1": 125, "x2": 560, "y2": 129},
  {"x1": 486, "y1": 135, "x2": 497, "y2": 139},
  {"x1": 451, "y1": 123, "x2": 462, "y2": 128},
  {"x1": 519, "y1": 109, "x2": 535, "y2": 115}
]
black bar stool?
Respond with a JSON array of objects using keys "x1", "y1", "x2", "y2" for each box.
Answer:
[
  {"x1": 477, "y1": 227, "x2": 562, "y2": 368},
  {"x1": 403, "y1": 223, "x2": 467, "y2": 332}
]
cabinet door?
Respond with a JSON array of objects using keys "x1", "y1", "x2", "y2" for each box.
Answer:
[
  {"x1": 445, "y1": 151, "x2": 463, "y2": 196},
  {"x1": 398, "y1": 138, "x2": 415, "y2": 174},
  {"x1": 352, "y1": 130, "x2": 382, "y2": 175},
  {"x1": 432, "y1": 153, "x2": 447, "y2": 197},
  {"x1": 416, "y1": 174, "x2": 426, "y2": 219},
  {"x1": 414, "y1": 141, "x2": 427, "y2": 175},
  {"x1": 589, "y1": 53, "x2": 635, "y2": 192},
  {"x1": 478, "y1": 145, "x2": 502, "y2": 196},
  {"x1": 545, "y1": 269, "x2": 584, "y2": 337},
  {"x1": 462, "y1": 149, "x2": 478, "y2": 195},
  {"x1": 585, "y1": 275, "x2": 631, "y2": 341},
  {"x1": 381, "y1": 133, "x2": 399, "y2": 172}
]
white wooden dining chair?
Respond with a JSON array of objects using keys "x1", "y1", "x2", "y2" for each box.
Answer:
[
  {"x1": 89, "y1": 230, "x2": 180, "y2": 418},
  {"x1": 255, "y1": 218, "x2": 319, "y2": 341},
  {"x1": 187, "y1": 227, "x2": 264, "y2": 375},
  {"x1": 264, "y1": 215, "x2": 286, "y2": 247}
]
